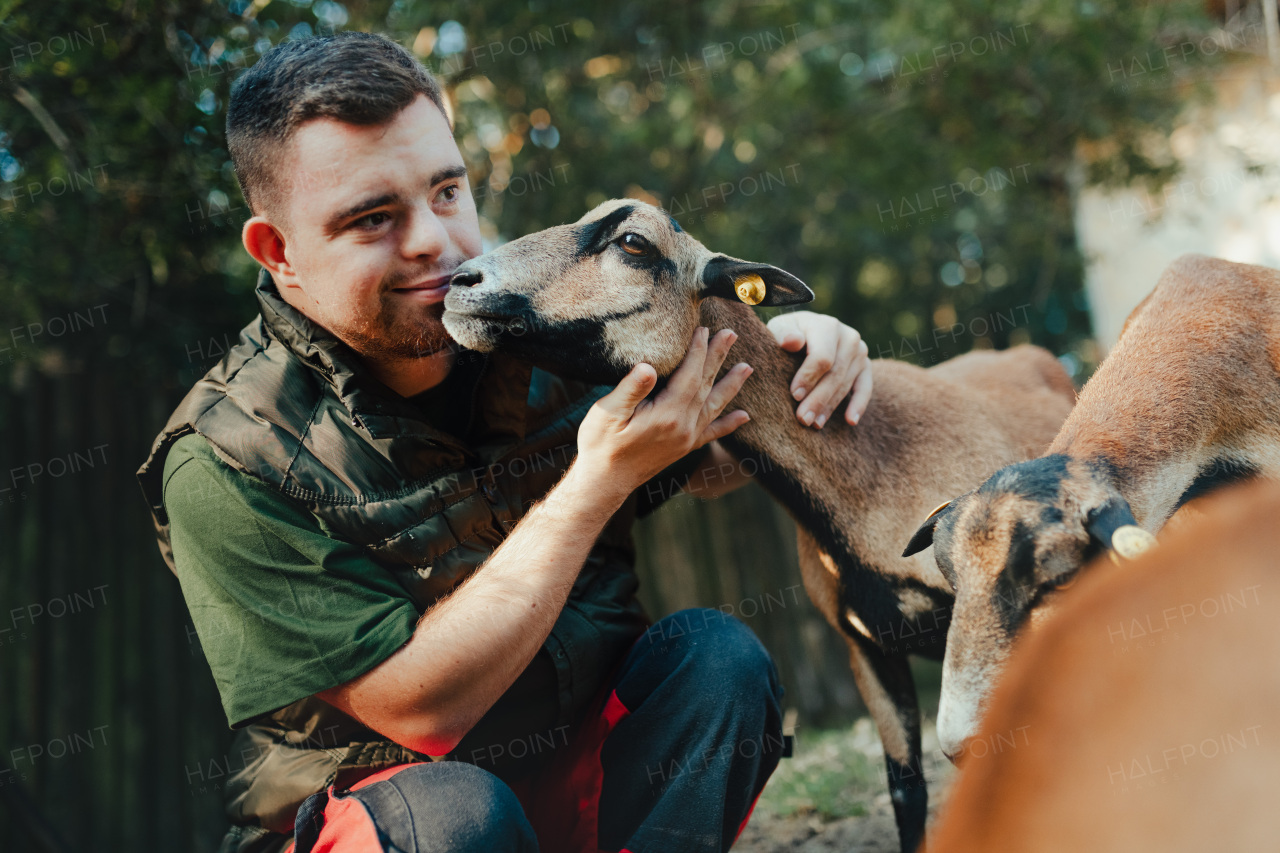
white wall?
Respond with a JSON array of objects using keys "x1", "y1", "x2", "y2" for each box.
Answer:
[{"x1": 1075, "y1": 56, "x2": 1280, "y2": 350}]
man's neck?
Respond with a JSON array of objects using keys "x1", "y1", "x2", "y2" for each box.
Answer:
[{"x1": 363, "y1": 347, "x2": 457, "y2": 398}]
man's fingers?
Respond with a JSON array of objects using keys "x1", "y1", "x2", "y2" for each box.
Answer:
[
  {"x1": 698, "y1": 409, "x2": 750, "y2": 447},
  {"x1": 797, "y1": 333, "x2": 857, "y2": 427},
  {"x1": 789, "y1": 317, "x2": 842, "y2": 401},
  {"x1": 845, "y1": 359, "x2": 874, "y2": 425},
  {"x1": 692, "y1": 329, "x2": 738, "y2": 411},
  {"x1": 659, "y1": 327, "x2": 737, "y2": 409},
  {"x1": 701, "y1": 329, "x2": 738, "y2": 393},
  {"x1": 659, "y1": 326, "x2": 709, "y2": 403},
  {"x1": 768, "y1": 315, "x2": 806, "y2": 352},
  {"x1": 698, "y1": 362, "x2": 751, "y2": 433},
  {"x1": 599, "y1": 362, "x2": 657, "y2": 419}
]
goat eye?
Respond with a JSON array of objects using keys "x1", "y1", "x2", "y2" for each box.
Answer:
[{"x1": 619, "y1": 233, "x2": 653, "y2": 256}]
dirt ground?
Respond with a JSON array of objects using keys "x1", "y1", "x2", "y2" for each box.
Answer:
[
  {"x1": 735, "y1": 807, "x2": 906, "y2": 853},
  {"x1": 733, "y1": 718, "x2": 956, "y2": 853}
]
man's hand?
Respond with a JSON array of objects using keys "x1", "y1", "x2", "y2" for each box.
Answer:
[
  {"x1": 767, "y1": 310, "x2": 873, "y2": 428},
  {"x1": 576, "y1": 326, "x2": 752, "y2": 505}
]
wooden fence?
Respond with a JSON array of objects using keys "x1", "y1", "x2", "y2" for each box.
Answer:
[{"x1": 0, "y1": 364, "x2": 863, "y2": 852}]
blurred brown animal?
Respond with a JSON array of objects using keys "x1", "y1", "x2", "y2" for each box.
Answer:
[
  {"x1": 926, "y1": 478, "x2": 1280, "y2": 852},
  {"x1": 442, "y1": 199, "x2": 1076, "y2": 850},
  {"x1": 904, "y1": 254, "x2": 1280, "y2": 759}
]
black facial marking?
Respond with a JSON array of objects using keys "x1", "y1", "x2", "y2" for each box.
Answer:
[
  {"x1": 980, "y1": 454, "x2": 1071, "y2": 503},
  {"x1": 514, "y1": 318, "x2": 620, "y2": 383},
  {"x1": 574, "y1": 205, "x2": 637, "y2": 259},
  {"x1": 991, "y1": 519, "x2": 1038, "y2": 634},
  {"x1": 667, "y1": 214, "x2": 683, "y2": 233},
  {"x1": 1037, "y1": 504, "x2": 1064, "y2": 525},
  {"x1": 650, "y1": 257, "x2": 677, "y2": 287},
  {"x1": 475, "y1": 301, "x2": 653, "y2": 385},
  {"x1": 615, "y1": 252, "x2": 677, "y2": 288}
]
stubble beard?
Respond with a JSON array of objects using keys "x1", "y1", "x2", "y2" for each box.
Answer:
[
  {"x1": 326, "y1": 262, "x2": 464, "y2": 361},
  {"x1": 335, "y1": 298, "x2": 454, "y2": 361}
]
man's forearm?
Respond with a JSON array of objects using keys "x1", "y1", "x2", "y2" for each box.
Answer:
[{"x1": 322, "y1": 461, "x2": 628, "y2": 754}]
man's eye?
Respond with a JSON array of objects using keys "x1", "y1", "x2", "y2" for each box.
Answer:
[
  {"x1": 439, "y1": 184, "x2": 460, "y2": 203},
  {"x1": 353, "y1": 211, "x2": 391, "y2": 229},
  {"x1": 620, "y1": 233, "x2": 654, "y2": 256}
]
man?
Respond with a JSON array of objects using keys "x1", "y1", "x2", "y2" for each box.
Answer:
[{"x1": 138, "y1": 31, "x2": 873, "y2": 853}]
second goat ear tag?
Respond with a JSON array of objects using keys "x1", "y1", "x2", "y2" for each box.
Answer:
[
  {"x1": 1111, "y1": 524, "x2": 1157, "y2": 560},
  {"x1": 734, "y1": 274, "x2": 766, "y2": 305}
]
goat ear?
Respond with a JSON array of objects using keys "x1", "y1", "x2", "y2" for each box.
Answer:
[
  {"x1": 902, "y1": 500, "x2": 953, "y2": 557},
  {"x1": 700, "y1": 255, "x2": 814, "y2": 307},
  {"x1": 1085, "y1": 499, "x2": 1157, "y2": 560}
]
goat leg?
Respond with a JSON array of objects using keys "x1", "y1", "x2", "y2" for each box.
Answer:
[{"x1": 846, "y1": 633, "x2": 927, "y2": 853}]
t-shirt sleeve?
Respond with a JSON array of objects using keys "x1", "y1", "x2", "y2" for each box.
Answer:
[{"x1": 162, "y1": 433, "x2": 420, "y2": 729}]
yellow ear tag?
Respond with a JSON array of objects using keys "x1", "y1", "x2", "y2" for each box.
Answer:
[
  {"x1": 1110, "y1": 524, "x2": 1157, "y2": 561},
  {"x1": 734, "y1": 274, "x2": 766, "y2": 305}
]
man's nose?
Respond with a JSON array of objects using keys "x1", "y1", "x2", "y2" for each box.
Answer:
[{"x1": 402, "y1": 208, "x2": 450, "y2": 259}]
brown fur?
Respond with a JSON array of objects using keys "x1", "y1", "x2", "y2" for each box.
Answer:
[
  {"x1": 925, "y1": 479, "x2": 1280, "y2": 852},
  {"x1": 914, "y1": 253, "x2": 1280, "y2": 761},
  {"x1": 1050, "y1": 254, "x2": 1280, "y2": 514},
  {"x1": 443, "y1": 200, "x2": 1075, "y2": 849},
  {"x1": 704, "y1": 298, "x2": 1072, "y2": 600}
]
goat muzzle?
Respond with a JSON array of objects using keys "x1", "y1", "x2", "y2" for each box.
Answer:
[{"x1": 449, "y1": 267, "x2": 485, "y2": 288}]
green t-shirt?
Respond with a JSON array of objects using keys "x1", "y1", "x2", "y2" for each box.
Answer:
[{"x1": 163, "y1": 432, "x2": 421, "y2": 728}]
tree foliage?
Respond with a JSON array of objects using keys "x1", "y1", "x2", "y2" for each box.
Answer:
[{"x1": 0, "y1": 0, "x2": 1225, "y2": 397}]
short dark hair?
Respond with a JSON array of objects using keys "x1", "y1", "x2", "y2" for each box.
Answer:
[{"x1": 227, "y1": 31, "x2": 448, "y2": 218}]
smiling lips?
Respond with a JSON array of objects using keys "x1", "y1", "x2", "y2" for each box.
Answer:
[{"x1": 391, "y1": 275, "x2": 451, "y2": 304}]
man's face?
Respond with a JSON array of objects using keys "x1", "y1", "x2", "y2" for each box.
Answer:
[{"x1": 268, "y1": 94, "x2": 481, "y2": 360}]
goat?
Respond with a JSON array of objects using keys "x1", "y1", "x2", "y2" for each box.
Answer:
[
  {"x1": 924, "y1": 478, "x2": 1280, "y2": 852},
  {"x1": 441, "y1": 199, "x2": 1076, "y2": 851},
  {"x1": 902, "y1": 253, "x2": 1280, "y2": 762}
]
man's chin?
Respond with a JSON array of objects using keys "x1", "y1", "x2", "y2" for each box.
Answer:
[
  {"x1": 386, "y1": 328, "x2": 454, "y2": 360},
  {"x1": 338, "y1": 315, "x2": 454, "y2": 361}
]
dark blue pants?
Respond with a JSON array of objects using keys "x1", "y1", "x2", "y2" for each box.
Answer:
[{"x1": 294, "y1": 608, "x2": 785, "y2": 852}]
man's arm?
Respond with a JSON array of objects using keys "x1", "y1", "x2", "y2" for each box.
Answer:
[{"x1": 317, "y1": 327, "x2": 751, "y2": 755}]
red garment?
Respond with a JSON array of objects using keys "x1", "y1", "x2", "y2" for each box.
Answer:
[{"x1": 289, "y1": 688, "x2": 630, "y2": 853}]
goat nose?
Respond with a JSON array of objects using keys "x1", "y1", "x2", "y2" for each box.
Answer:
[{"x1": 450, "y1": 266, "x2": 484, "y2": 287}]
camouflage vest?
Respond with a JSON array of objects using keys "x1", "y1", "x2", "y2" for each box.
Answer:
[{"x1": 137, "y1": 271, "x2": 652, "y2": 851}]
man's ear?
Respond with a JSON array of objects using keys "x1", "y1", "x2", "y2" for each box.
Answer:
[
  {"x1": 902, "y1": 500, "x2": 954, "y2": 557},
  {"x1": 699, "y1": 255, "x2": 814, "y2": 307},
  {"x1": 242, "y1": 215, "x2": 296, "y2": 283}
]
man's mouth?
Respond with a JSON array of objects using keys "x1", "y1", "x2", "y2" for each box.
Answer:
[{"x1": 390, "y1": 275, "x2": 452, "y2": 303}]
